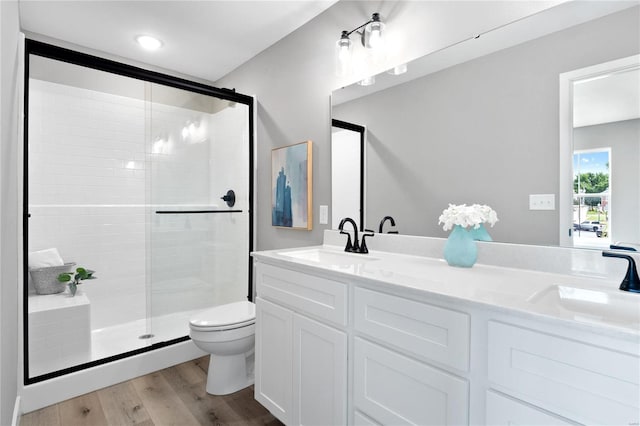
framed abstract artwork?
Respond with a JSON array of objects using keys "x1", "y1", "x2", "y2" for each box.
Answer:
[{"x1": 271, "y1": 141, "x2": 312, "y2": 230}]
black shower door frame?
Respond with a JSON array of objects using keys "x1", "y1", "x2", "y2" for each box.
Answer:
[{"x1": 22, "y1": 39, "x2": 255, "y2": 385}]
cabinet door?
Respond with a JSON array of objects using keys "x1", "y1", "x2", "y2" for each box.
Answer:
[
  {"x1": 293, "y1": 313, "x2": 347, "y2": 426},
  {"x1": 255, "y1": 297, "x2": 292, "y2": 424},
  {"x1": 354, "y1": 337, "x2": 469, "y2": 425}
]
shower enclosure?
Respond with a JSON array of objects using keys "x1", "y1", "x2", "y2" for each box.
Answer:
[{"x1": 23, "y1": 41, "x2": 253, "y2": 383}]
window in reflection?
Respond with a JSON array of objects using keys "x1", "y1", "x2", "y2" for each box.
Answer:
[{"x1": 572, "y1": 149, "x2": 611, "y2": 247}]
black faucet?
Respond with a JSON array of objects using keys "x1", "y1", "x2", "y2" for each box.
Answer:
[
  {"x1": 378, "y1": 216, "x2": 398, "y2": 234},
  {"x1": 339, "y1": 217, "x2": 359, "y2": 253},
  {"x1": 602, "y1": 251, "x2": 640, "y2": 293}
]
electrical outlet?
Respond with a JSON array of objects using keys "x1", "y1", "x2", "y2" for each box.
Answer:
[
  {"x1": 529, "y1": 194, "x2": 555, "y2": 210},
  {"x1": 319, "y1": 205, "x2": 328, "y2": 224}
]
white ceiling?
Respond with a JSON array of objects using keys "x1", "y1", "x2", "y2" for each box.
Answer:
[
  {"x1": 573, "y1": 67, "x2": 640, "y2": 128},
  {"x1": 19, "y1": 0, "x2": 337, "y2": 82}
]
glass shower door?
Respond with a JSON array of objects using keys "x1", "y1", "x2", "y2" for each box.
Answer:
[
  {"x1": 24, "y1": 40, "x2": 254, "y2": 384},
  {"x1": 147, "y1": 83, "x2": 250, "y2": 343}
]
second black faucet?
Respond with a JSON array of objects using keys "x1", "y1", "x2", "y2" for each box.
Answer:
[{"x1": 379, "y1": 216, "x2": 398, "y2": 234}]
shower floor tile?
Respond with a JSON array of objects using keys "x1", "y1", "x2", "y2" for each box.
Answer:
[{"x1": 91, "y1": 309, "x2": 200, "y2": 361}]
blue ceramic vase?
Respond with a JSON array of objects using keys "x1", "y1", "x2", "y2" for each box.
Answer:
[
  {"x1": 443, "y1": 225, "x2": 478, "y2": 267},
  {"x1": 470, "y1": 223, "x2": 492, "y2": 242}
]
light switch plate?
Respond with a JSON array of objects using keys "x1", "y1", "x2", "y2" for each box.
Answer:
[
  {"x1": 319, "y1": 205, "x2": 328, "y2": 224},
  {"x1": 529, "y1": 194, "x2": 555, "y2": 210}
]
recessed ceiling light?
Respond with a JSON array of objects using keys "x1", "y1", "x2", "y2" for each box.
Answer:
[{"x1": 136, "y1": 35, "x2": 163, "y2": 51}]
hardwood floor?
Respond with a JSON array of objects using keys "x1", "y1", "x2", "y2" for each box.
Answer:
[{"x1": 21, "y1": 357, "x2": 283, "y2": 426}]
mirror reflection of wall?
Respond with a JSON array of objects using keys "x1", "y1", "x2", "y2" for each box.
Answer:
[
  {"x1": 331, "y1": 119, "x2": 364, "y2": 229},
  {"x1": 331, "y1": 4, "x2": 639, "y2": 247}
]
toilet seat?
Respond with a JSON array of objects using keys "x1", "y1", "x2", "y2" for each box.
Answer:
[{"x1": 189, "y1": 300, "x2": 255, "y2": 331}]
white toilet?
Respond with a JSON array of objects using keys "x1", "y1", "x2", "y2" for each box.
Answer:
[{"x1": 189, "y1": 300, "x2": 256, "y2": 395}]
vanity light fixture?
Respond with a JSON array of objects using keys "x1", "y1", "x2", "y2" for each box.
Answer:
[
  {"x1": 136, "y1": 35, "x2": 163, "y2": 51},
  {"x1": 336, "y1": 12, "x2": 385, "y2": 76}
]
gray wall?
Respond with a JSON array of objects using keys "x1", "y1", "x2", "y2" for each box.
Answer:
[
  {"x1": 216, "y1": 0, "x2": 567, "y2": 250},
  {"x1": 333, "y1": 7, "x2": 639, "y2": 245},
  {"x1": 574, "y1": 119, "x2": 640, "y2": 243},
  {"x1": 1, "y1": 1, "x2": 20, "y2": 423}
]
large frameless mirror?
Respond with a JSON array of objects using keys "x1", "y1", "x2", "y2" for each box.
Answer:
[{"x1": 331, "y1": 1, "x2": 639, "y2": 248}]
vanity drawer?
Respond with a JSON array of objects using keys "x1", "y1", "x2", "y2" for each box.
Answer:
[
  {"x1": 354, "y1": 337, "x2": 469, "y2": 425},
  {"x1": 488, "y1": 321, "x2": 640, "y2": 425},
  {"x1": 486, "y1": 390, "x2": 576, "y2": 425},
  {"x1": 354, "y1": 287, "x2": 470, "y2": 371},
  {"x1": 256, "y1": 263, "x2": 347, "y2": 326}
]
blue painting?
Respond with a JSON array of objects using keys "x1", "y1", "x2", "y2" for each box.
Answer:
[{"x1": 272, "y1": 141, "x2": 312, "y2": 230}]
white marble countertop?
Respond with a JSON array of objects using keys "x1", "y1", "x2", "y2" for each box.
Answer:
[{"x1": 252, "y1": 243, "x2": 640, "y2": 339}]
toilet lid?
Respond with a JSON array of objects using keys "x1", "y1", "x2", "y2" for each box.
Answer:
[{"x1": 189, "y1": 301, "x2": 255, "y2": 330}]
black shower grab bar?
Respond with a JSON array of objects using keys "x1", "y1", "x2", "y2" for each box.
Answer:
[{"x1": 155, "y1": 209, "x2": 243, "y2": 214}]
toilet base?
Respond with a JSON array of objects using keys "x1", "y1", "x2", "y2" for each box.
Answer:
[{"x1": 206, "y1": 352, "x2": 254, "y2": 395}]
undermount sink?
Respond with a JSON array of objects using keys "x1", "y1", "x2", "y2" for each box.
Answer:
[
  {"x1": 528, "y1": 284, "x2": 640, "y2": 327},
  {"x1": 279, "y1": 248, "x2": 379, "y2": 265}
]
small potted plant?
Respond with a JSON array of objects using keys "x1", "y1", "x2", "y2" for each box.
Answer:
[{"x1": 57, "y1": 267, "x2": 97, "y2": 296}]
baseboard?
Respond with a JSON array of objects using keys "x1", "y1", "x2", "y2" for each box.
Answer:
[{"x1": 11, "y1": 396, "x2": 21, "y2": 426}]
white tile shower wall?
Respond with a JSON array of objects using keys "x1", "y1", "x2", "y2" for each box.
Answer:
[
  {"x1": 29, "y1": 80, "x2": 251, "y2": 337},
  {"x1": 209, "y1": 105, "x2": 250, "y2": 210},
  {"x1": 149, "y1": 102, "x2": 212, "y2": 205},
  {"x1": 28, "y1": 79, "x2": 147, "y2": 330}
]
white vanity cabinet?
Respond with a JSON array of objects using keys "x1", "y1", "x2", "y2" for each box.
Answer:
[
  {"x1": 253, "y1": 243, "x2": 640, "y2": 426},
  {"x1": 255, "y1": 262, "x2": 472, "y2": 426},
  {"x1": 254, "y1": 263, "x2": 348, "y2": 426}
]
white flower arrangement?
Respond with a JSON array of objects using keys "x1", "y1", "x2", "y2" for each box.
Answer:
[{"x1": 438, "y1": 204, "x2": 499, "y2": 231}]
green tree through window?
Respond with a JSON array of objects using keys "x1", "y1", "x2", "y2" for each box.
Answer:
[
  {"x1": 574, "y1": 172, "x2": 609, "y2": 193},
  {"x1": 574, "y1": 172, "x2": 609, "y2": 207}
]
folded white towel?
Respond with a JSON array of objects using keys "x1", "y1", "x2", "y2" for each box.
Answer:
[{"x1": 28, "y1": 248, "x2": 64, "y2": 269}]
